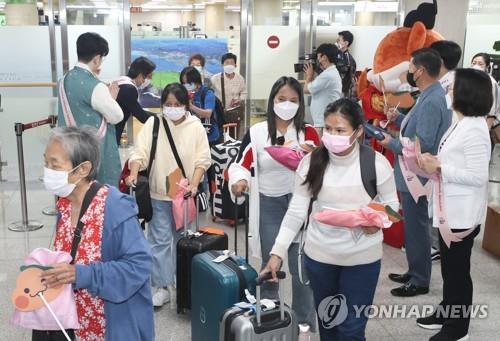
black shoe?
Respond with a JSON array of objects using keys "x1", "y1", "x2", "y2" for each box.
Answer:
[
  {"x1": 431, "y1": 251, "x2": 441, "y2": 261},
  {"x1": 417, "y1": 313, "x2": 445, "y2": 330},
  {"x1": 388, "y1": 273, "x2": 411, "y2": 284},
  {"x1": 429, "y1": 330, "x2": 470, "y2": 341},
  {"x1": 391, "y1": 282, "x2": 429, "y2": 297}
]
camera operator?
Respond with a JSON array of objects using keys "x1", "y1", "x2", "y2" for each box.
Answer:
[
  {"x1": 304, "y1": 43, "x2": 343, "y2": 135},
  {"x1": 336, "y1": 31, "x2": 357, "y2": 98}
]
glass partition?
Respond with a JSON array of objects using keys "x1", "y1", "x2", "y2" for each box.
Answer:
[
  {"x1": 464, "y1": 0, "x2": 500, "y2": 78},
  {"x1": 0, "y1": 22, "x2": 55, "y2": 182}
]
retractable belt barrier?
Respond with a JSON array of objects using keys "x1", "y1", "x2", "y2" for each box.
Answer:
[{"x1": 8, "y1": 115, "x2": 57, "y2": 253}]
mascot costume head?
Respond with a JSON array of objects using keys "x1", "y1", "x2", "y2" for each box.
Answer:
[{"x1": 358, "y1": 0, "x2": 444, "y2": 123}]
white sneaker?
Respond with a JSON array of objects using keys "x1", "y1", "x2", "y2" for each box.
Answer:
[
  {"x1": 298, "y1": 324, "x2": 311, "y2": 341},
  {"x1": 167, "y1": 285, "x2": 176, "y2": 309},
  {"x1": 152, "y1": 288, "x2": 170, "y2": 307}
]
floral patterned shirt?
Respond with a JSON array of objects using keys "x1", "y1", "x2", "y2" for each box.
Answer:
[{"x1": 54, "y1": 186, "x2": 108, "y2": 340}]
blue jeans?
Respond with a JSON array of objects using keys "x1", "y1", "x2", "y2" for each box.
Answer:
[
  {"x1": 305, "y1": 255, "x2": 381, "y2": 341},
  {"x1": 148, "y1": 199, "x2": 182, "y2": 288},
  {"x1": 400, "y1": 191, "x2": 432, "y2": 287},
  {"x1": 259, "y1": 193, "x2": 317, "y2": 331}
]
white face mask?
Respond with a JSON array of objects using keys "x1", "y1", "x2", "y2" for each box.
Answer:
[
  {"x1": 194, "y1": 66, "x2": 203, "y2": 74},
  {"x1": 274, "y1": 101, "x2": 299, "y2": 121},
  {"x1": 184, "y1": 83, "x2": 196, "y2": 92},
  {"x1": 139, "y1": 78, "x2": 151, "y2": 90},
  {"x1": 223, "y1": 65, "x2": 236, "y2": 74},
  {"x1": 163, "y1": 106, "x2": 186, "y2": 121},
  {"x1": 43, "y1": 165, "x2": 82, "y2": 198}
]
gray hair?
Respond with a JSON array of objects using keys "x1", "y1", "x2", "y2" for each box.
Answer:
[{"x1": 48, "y1": 125, "x2": 101, "y2": 181}]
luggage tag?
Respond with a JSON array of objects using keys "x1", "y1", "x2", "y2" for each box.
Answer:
[
  {"x1": 260, "y1": 299, "x2": 276, "y2": 311},
  {"x1": 234, "y1": 301, "x2": 254, "y2": 310},
  {"x1": 245, "y1": 289, "x2": 256, "y2": 304},
  {"x1": 212, "y1": 250, "x2": 232, "y2": 263}
]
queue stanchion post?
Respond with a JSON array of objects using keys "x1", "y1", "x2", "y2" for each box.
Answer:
[{"x1": 8, "y1": 117, "x2": 56, "y2": 251}]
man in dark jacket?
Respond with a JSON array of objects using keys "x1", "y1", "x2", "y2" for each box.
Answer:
[
  {"x1": 336, "y1": 30, "x2": 357, "y2": 98},
  {"x1": 115, "y1": 57, "x2": 156, "y2": 144}
]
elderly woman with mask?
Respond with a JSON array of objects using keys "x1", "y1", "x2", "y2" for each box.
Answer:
[{"x1": 39, "y1": 126, "x2": 154, "y2": 341}]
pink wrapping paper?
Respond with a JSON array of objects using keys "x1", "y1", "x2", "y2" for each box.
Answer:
[
  {"x1": 314, "y1": 206, "x2": 393, "y2": 229},
  {"x1": 401, "y1": 138, "x2": 439, "y2": 181},
  {"x1": 11, "y1": 248, "x2": 80, "y2": 331},
  {"x1": 265, "y1": 146, "x2": 305, "y2": 171},
  {"x1": 172, "y1": 178, "x2": 196, "y2": 231}
]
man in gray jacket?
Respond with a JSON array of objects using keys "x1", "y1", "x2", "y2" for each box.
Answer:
[{"x1": 379, "y1": 48, "x2": 452, "y2": 297}]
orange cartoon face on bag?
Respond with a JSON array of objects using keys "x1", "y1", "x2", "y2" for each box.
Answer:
[
  {"x1": 12, "y1": 265, "x2": 63, "y2": 312},
  {"x1": 357, "y1": 0, "x2": 444, "y2": 121}
]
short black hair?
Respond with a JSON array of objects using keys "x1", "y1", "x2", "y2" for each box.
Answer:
[
  {"x1": 127, "y1": 57, "x2": 156, "y2": 79},
  {"x1": 179, "y1": 66, "x2": 202, "y2": 85},
  {"x1": 453, "y1": 68, "x2": 493, "y2": 117},
  {"x1": 221, "y1": 53, "x2": 237, "y2": 64},
  {"x1": 338, "y1": 31, "x2": 354, "y2": 46},
  {"x1": 430, "y1": 40, "x2": 462, "y2": 71},
  {"x1": 411, "y1": 48, "x2": 442, "y2": 78},
  {"x1": 161, "y1": 83, "x2": 190, "y2": 111},
  {"x1": 76, "y1": 32, "x2": 109, "y2": 63},
  {"x1": 316, "y1": 43, "x2": 339, "y2": 64}
]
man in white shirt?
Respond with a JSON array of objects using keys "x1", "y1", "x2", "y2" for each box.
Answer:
[
  {"x1": 57, "y1": 32, "x2": 124, "y2": 186},
  {"x1": 211, "y1": 53, "x2": 247, "y2": 138},
  {"x1": 304, "y1": 43, "x2": 343, "y2": 135},
  {"x1": 431, "y1": 40, "x2": 462, "y2": 99}
]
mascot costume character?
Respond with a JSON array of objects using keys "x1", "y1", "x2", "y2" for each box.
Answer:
[{"x1": 357, "y1": 0, "x2": 444, "y2": 165}]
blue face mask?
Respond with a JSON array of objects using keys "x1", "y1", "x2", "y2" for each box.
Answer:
[{"x1": 184, "y1": 83, "x2": 196, "y2": 92}]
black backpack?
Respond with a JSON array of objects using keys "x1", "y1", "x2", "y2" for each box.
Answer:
[{"x1": 359, "y1": 144, "x2": 377, "y2": 199}]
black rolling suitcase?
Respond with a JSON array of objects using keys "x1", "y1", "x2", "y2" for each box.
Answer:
[{"x1": 176, "y1": 193, "x2": 228, "y2": 313}]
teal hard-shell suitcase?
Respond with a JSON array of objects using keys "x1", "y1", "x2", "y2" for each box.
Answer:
[{"x1": 191, "y1": 194, "x2": 257, "y2": 341}]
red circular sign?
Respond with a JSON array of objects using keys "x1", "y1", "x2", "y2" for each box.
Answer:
[{"x1": 267, "y1": 35, "x2": 280, "y2": 49}]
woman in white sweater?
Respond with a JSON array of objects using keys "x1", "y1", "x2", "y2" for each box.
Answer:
[
  {"x1": 263, "y1": 99, "x2": 399, "y2": 340},
  {"x1": 229, "y1": 76, "x2": 320, "y2": 334},
  {"x1": 126, "y1": 83, "x2": 211, "y2": 307},
  {"x1": 416, "y1": 68, "x2": 492, "y2": 341}
]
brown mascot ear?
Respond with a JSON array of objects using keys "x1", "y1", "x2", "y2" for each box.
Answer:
[{"x1": 407, "y1": 21, "x2": 427, "y2": 56}]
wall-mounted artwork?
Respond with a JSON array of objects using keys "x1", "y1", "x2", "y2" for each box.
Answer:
[{"x1": 131, "y1": 37, "x2": 228, "y2": 89}]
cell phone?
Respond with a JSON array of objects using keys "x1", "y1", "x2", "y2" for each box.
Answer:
[{"x1": 364, "y1": 123, "x2": 386, "y2": 141}]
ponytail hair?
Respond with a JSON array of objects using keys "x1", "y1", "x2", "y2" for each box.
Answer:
[{"x1": 303, "y1": 146, "x2": 330, "y2": 200}]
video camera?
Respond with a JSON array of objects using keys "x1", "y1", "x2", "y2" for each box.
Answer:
[{"x1": 294, "y1": 51, "x2": 318, "y2": 73}]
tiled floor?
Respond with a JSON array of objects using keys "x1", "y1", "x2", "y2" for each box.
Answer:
[{"x1": 1, "y1": 176, "x2": 500, "y2": 340}]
